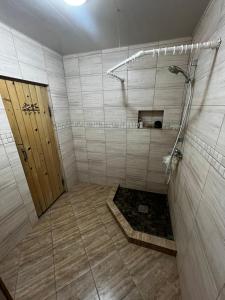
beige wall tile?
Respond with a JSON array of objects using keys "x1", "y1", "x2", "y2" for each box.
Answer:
[
  {"x1": 179, "y1": 225, "x2": 218, "y2": 300},
  {"x1": 81, "y1": 75, "x2": 102, "y2": 92},
  {"x1": 128, "y1": 89, "x2": 154, "y2": 107},
  {"x1": 104, "y1": 90, "x2": 128, "y2": 107},
  {"x1": 188, "y1": 105, "x2": 225, "y2": 146},
  {"x1": 196, "y1": 167, "x2": 225, "y2": 291},
  {"x1": 128, "y1": 69, "x2": 156, "y2": 89},
  {"x1": 63, "y1": 56, "x2": 79, "y2": 76},
  {"x1": 79, "y1": 54, "x2": 102, "y2": 75},
  {"x1": 154, "y1": 87, "x2": 184, "y2": 106},
  {"x1": 82, "y1": 92, "x2": 103, "y2": 108}
]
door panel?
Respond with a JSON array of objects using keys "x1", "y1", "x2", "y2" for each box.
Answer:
[{"x1": 0, "y1": 79, "x2": 64, "y2": 216}]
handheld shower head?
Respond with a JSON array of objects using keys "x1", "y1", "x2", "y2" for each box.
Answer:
[{"x1": 168, "y1": 65, "x2": 191, "y2": 83}]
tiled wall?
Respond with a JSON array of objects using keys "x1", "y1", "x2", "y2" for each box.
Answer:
[
  {"x1": 169, "y1": 0, "x2": 225, "y2": 299},
  {"x1": 63, "y1": 37, "x2": 190, "y2": 192},
  {"x1": 0, "y1": 21, "x2": 77, "y2": 258}
]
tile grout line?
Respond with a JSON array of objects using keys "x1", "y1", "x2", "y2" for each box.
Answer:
[
  {"x1": 101, "y1": 49, "x2": 107, "y2": 185},
  {"x1": 74, "y1": 55, "x2": 84, "y2": 184},
  {"x1": 49, "y1": 209, "x2": 58, "y2": 300},
  {"x1": 92, "y1": 186, "x2": 145, "y2": 300},
  {"x1": 68, "y1": 192, "x2": 102, "y2": 300}
]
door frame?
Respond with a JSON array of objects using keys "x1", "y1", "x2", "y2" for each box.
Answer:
[{"x1": 0, "y1": 75, "x2": 67, "y2": 215}]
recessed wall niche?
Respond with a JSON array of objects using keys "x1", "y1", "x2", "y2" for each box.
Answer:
[{"x1": 138, "y1": 110, "x2": 164, "y2": 129}]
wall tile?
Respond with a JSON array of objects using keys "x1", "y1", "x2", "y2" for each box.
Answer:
[
  {"x1": 128, "y1": 88, "x2": 154, "y2": 107},
  {"x1": 196, "y1": 167, "x2": 225, "y2": 291},
  {"x1": 150, "y1": 129, "x2": 176, "y2": 146},
  {"x1": 81, "y1": 75, "x2": 102, "y2": 92},
  {"x1": 44, "y1": 48, "x2": 64, "y2": 75},
  {"x1": 179, "y1": 225, "x2": 218, "y2": 300},
  {"x1": 188, "y1": 105, "x2": 225, "y2": 147},
  {"x1": 102, "y1": 49, "x2": 128, "y2": 73},
  {"x1": 106, "y1": 153, "x2": 126, "y2": 168},
  {"x1": 149, "y1": 143, "x2": 171, "y2": 172},
  {"x1": 19, "y1": 62, "x2": 48, "y2": 84},
  {"x1": 66, "y1": 76, "x2": 81, "y2": 93},
  {"x1": 79, "y1": 54, "x2": 102, "y2": 75},
  {"x1": 82, "y1": 92, "x2": 103, "y2": 107},
  {"x1": 0, "y1": 25, "x2": 17, "y2": 59},
  {"x1": 106, "y1": 142, "x2": 126, "y2": 154},
  {"x1": 127, "y1": 142, "x2": 149, "y2": 157},
  {"x1": 103, "y1": 72, "x2": 127, "y2": 91},
  {"x1": 126, "y1": 154, "x2": 148, "y2": 170},
  {"x1": 85, "y1": 128, "x2": 105, "y2": 141},
  {"x1": 63, "y1": 56, "x2": 79, "y2": 76},
  {"x1": 67, "y1": 92, "x2": 82, "y2": 107},
  {"x1": 128, "y1": 42, "x2": 158, "y2": 70},
  {"x1": 70, "y1": 109, "x2": 84, "y2": 122},
  {"x1": 128, "y1": 69, "x2": 156, "y2": 89},
  {"x1": 75, "y1": 151, "x2": 88, "y2": 162},
  {"x1": 0, "y1": 56, "x2": 21, "y2": 79},
  {"x1": 48, "y1": 73, "x2": 67, "y2": 95},
  {"x1": 155, "y1": 67, "x2": 186, "y2": 89},
  {"x1": 84, "y1": 108, "x2": 104, "y2": 123},
  {"x1": 216, "y1": 115, "x2": 225, "y2": 156},
  {"x1": 105, "y1": 129, "x2": 126, "y2": 143},
  {"x1": 127, "y1": 129, "x2": 150, "y2": 144},
  {"x1": 13, "y1": 32, "x2": 45, "y2": 69},
  {"x1": 104, "y1": 108, "x2": 126, "y2": 123},
  {"x1": 87, "y1": 141, "x2": 105, "y2": 153},
  {"x1": 104, "y1": 90, "x2": 127, "y2": 107},
  {"x1": 72, "y1": 127, "x2": 86, "y2": 139},
  {"x1": 154, "y1": 87, "x2": 184, "y2": 106}
]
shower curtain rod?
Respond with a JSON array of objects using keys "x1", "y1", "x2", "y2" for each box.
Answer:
[{"x1": 107, "y1": 38, "x2": 221, "y2": 82}]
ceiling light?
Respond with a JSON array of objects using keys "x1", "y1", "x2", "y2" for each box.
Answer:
[{"x1": 64, "y1": 0, "x2": 87, "y2": 6}]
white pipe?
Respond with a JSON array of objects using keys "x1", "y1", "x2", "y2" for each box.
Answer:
[{"x1": 107, "y1": 38, "x2": 221, "y2": 81}]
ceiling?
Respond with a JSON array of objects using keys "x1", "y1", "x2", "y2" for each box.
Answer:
[{"x1": 0, "y1": 0, "x2": 210, "y2": 55}]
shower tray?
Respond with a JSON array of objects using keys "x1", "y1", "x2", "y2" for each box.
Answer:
[{"x1": 107, "y1": 185, "x2": 176, "y2": 256}]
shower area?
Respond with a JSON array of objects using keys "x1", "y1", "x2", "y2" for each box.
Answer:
[{"x1": 67, "y1": 42, "x2": 192, "y2": 257}]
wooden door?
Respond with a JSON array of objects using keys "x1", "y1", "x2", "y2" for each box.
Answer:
[{"x1": 0, "y1": 79, "x2": 64, "y2": 216}]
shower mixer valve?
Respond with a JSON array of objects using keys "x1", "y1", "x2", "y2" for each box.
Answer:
[{"x1": 173, "y1": 148, "x2": 183, "y2": 159}]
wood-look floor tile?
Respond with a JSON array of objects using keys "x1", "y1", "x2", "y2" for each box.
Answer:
[
  {"x1": 50, "y1": 206, "x2": 75, "y2": 228},
  {"x1": 52, "y1": 218, "x2": 80, "y2": 249},
  {"x1": 128, "y1": 250, "x2": 180, "y2": 300},
  {"x1": 76, "y1": 213, "x2": 102, "y2": 234},
  {"x1": 54, "y1": 243, "x2": 90, "y2": 291},
  {"x1": 0, "y1": 246, "x2": 21, "y2": 297},
  {"x1": 71, "y1": 201, "x2": 95, "y2": 217},
  {"x1": 96, "y1": 206, "x2": 115, "y2": 225},
  {"x1": 3, "y1": 183, "x2": 180, "y2": 300},
  {"x1": 56, "y1": 271, "x2": 99, "y2": 300},
  {"x1": 92, "y1": 252, "x2": 141, "y2": 300},
  {"x1": 15, "y1": 255, "x2": 55, "y2": 300},
  {"x1": 81, "y1": 226, "x2": 116, "y2": 268}
]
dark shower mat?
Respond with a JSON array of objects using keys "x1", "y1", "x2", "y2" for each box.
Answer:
[{"x1": 113, "y1": 187, "x2": 174, "y2": 240}]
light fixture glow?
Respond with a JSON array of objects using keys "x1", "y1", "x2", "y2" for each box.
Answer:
[{"x1": 64, "y1": 0, "x2": 87, "y2": 6}]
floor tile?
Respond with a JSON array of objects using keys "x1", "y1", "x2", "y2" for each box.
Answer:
[
  {"x1": 54, "y1": 243, "x2": 90, "y2": 291},
  {"x1": 56, "y1": 271, "x2": 99, "y2": 300},
  {"x1": 0, "y1": 183, "x2": 180, "y2": 300},
  {"x1": 92, "y1": 252, "x2": 141, "y2": 300},
  {"x1": 15, "y1": 255, "x2": 55, "y2": 300}
]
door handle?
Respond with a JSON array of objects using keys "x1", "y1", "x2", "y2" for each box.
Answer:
[{"x1": 21, "y1": 149, "x2": 28, "y2": 162}]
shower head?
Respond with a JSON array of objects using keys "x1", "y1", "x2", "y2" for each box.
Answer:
[{"x1": 168, "y1": 65, "x2": 191, "y2": 83}]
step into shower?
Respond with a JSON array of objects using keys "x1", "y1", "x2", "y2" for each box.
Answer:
[{"x1": 107, "y1": 186, "x2": 176, "y2": 256}]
